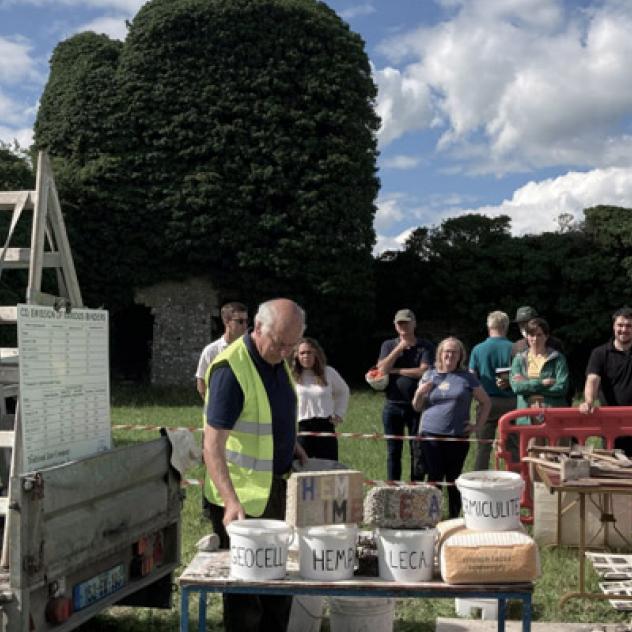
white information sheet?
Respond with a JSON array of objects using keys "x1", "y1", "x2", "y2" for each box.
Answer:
[{"x1": 17, "y1": 304, "x2": 111, "y2": 472}]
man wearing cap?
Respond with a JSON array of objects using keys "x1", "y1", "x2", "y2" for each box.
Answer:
[
  {"x1": 376, "y1": 309, "x2": 435, "y2": 481},
  {"x1": 580, "y1": 306, "x2": 632, "y2": 456},
  {"x1": 469, "y1": 310, "x2": 516, "y2": 469}
]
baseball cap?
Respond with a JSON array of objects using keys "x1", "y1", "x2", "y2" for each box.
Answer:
[
  {"x1": 514, "y1": 306, "x2": 538, "y2": 323},
  {"x1": 394, "y1": 308, "x2": 415, "y2": 322}
]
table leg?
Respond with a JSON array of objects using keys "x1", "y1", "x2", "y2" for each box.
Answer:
[
  {"x1": 180, "y1": 586, "x2": 189, "y2": 632},
  {"x1": 198, "y1": 590, "x2": 207, "y2": 632},
  {"x1": 523, "y1": 593, "x2": 532, "y2": 632},
  {"x1": 497, "y1": 597, "x2": 506, "y2": 632},
  {"x1": 579, "y1": 492, "x2": 586, "y2": 594}
]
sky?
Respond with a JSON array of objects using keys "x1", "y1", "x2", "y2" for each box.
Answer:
[{"x1": 2, "y1": 0, "x2": 632, "y2": 253}]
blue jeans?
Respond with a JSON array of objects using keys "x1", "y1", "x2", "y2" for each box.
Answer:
[{"x1": 382, "y1": 401, "x2": 422, "y2": 481}]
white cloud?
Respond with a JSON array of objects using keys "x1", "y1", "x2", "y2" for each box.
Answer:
[
  {"x1": 463, "y1": 167, "x2": 632, "y2": 234},
  {"x1": 0, "y1": 125, "x2": 34, "y2": 148},
  {"x1": 1, "y1": 0, "x2": 144, "y2": 11},
  {"x1": 381, "y1": 154, "x2": 421, "y2": 170},
  {"x1": 0, "y1": 36, "x2": 41, "y2": 84},
  {"x1": 375, "y1": 193, "x2": 407, "y2": 232},
  {"x1": 373, "y1": 65, "x2": 435, "y2": 146},
  {"x1": 339, "y1": 3, "x2": 375, "y2": 20},
  {"x1": 373, "y1": 167, "x2": 632, "y2": 253},
  {"x1": 374, "y1": 227, "x2": 412, "y2": 255},
  {"x1": 373, "y1": 0, "x2": 632, "y2": 174},
  {"x1": 76, "y1": 15, "x2": 128, "y2": 40}
]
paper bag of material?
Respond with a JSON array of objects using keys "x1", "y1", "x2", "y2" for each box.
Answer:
[{"x1": 440, "y1": 531, "x2": 540, "y2": 584}]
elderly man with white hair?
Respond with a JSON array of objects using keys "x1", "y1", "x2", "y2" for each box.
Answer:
[{"x1": 203, "y1": 298, "x2": 307, "y2": 632}]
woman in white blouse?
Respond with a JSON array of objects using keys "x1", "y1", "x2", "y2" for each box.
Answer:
[{"x1": 291, "y1": 338, "x2": 350, "y2": 461}]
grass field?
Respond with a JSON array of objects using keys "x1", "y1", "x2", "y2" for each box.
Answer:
[{"x1": 82, "y1": 385, "x2": 632, "y2": 630}]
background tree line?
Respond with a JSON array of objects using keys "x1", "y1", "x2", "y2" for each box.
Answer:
[
  {"x1": 374, "y1": 207, "x2": 631, "y2": 392},
  {"x1": 2, "y1": 138, "x2": 628, "y2": 391},
  {"x1": 1, "y1": 0, "x2": 630, "y2": 390}
]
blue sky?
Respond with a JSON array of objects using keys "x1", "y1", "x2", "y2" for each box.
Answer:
[{"x1": 2, "y1": 0, "x2": 632, "y2": 252}]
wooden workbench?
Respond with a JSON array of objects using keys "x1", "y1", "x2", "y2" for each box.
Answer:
[
  {"x1": 534, "y1": 464, "x2": 632, "y2": 606},
  {"x1": 178, "y1": 550, "x2": 533, "y2": 632}
]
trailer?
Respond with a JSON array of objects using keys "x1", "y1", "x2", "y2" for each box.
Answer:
[{"x1": 0, "y1": 152, "x2": 182, "y2": 630}]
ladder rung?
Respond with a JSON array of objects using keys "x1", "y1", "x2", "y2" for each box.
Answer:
[
  {"x1": 0, "y1": 498, "x2": 8, "y2": 516},
  {"x1": 0, "y1": 248, "x2": 61, "y2": 269},
  {"x1": 0, "y1": 385, "x2": 18, "y2": 398},
  {"x1": 0, "y1": 367, "x2": 18, "y2": 383},
  {"x1": 0, "y1": 191, "x2": 34, "y2": 211},
  {"x1": 0, "y1": 431, "x2": 14, "y2": 448},
  {"x1": 0, "y1": 307, "x2": 16, "y2": 324}
]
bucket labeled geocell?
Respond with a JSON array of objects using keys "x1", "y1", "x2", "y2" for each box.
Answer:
[
  {"x1": 298, "y1": 524, "x2": 357, "y2": 581},
  {"x1": 377, "y1": 527, "x2": 436, "y2": 582},
  {"x1": 456, "y1": 470, "x2": 524, "y2": 531},
  {"x1": 226, "y1": 519, "x2": 292, "y2": 580}
]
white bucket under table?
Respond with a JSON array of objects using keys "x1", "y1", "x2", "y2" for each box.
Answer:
[
  {"x1": 456, "y1": 470, "x2": 524, "y2": 531},
  {"x1": 226, "y1": 519, "x2": 291, "y2": 581},
  {"x1": 287, "y1": 595, "x2": 324, "y2": 632},
  {"x1": 377, "y1": 527, "x2": 436, "y2": 582},
  {"x1": 329, "y1": 597, "x2": 395, "y2": 632},
  {"x1": 298, "y1": 524, "x2": 357, "y2": 581}
]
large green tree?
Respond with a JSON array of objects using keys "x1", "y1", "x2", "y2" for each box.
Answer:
[{"x1": 34, "y1": 0, "x2": 379, "y2": 371}]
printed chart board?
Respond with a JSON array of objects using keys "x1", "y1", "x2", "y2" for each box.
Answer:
[{"x1": 17, "y1": 304, "x2": 111, "y2": 472}]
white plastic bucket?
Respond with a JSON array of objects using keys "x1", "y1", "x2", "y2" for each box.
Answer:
[
  {"x1": 226, "y1": 519, "x2": 291, "y2": 580},
  {"x1": 456, "y1": 470, "x2": 524, "y2": 531},
  {"x1": 376, "y1": 527, "x2": 436, "y2": 582},
  {"x1": 298, "y1": 524, "x2": 357, "y2": 581},
  {"x1": 287, "y1": 595, "x2": 324, "y2": 632},
  {"x1": 329, "y1": 597, "x2": 395, "y2": 632}
]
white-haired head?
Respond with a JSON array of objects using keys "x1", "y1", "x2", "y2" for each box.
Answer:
[{"x1": 487, "y1": 310, "x2": 509, "y2": 335}]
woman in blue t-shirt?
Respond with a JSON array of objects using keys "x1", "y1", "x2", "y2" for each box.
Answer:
[{"x1": 412, "y1": 337, "x2": 491, "y2": 518}]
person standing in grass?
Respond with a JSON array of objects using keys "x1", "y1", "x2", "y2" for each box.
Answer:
[
  {"x1": 469, "y1": 310, "x2": 515, "y2": 470},
  {"x1": 203, "y1": 298, "x2": 308, "y2": 632},
  {"x1": 292, "y1": 337, "x2": 349, "y2": 461},
  {"x1": 510, "y1": 317, "x2": 569, "y2": 424},
  {"x1": 412, "y1": 337, "x2": 491, "y2": 518},
  {"x1": 195, "y1": 301, "x2": 249, "y2": 399},
  {"x1": 376, "y1": 308, "x2": 435, "y2": 481},
  {"x1": 580, "y1": 306, "x2": 632, "y2": 456}
]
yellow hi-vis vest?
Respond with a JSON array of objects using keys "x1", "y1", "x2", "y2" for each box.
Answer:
[{"x1": 203, "y1": 337, "x2": 295, "y2": 517}]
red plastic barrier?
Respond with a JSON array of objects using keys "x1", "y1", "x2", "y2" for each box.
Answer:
[{"x1": 495, "y1": 406, "x2": 632, "y2": 522}]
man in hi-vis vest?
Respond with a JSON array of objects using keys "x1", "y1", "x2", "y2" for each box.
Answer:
[{"x1": 203, "y1": 298, "x2": 307, "y2": 632}]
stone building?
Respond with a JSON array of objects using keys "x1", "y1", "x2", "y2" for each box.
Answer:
[{"x1": 135, "y1": 277, "x2": 219, "y2": 386}]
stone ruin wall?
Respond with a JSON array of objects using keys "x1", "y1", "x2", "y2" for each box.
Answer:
[{"x1": 135, "y1": 278, "x2": 218, "y2": 386}]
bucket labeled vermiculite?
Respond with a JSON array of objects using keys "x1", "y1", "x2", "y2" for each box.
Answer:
[
  {"x1": 226, "y1": 519, "x2": 291, "y2": 580},
  {"x1": 456, "y1": 470, "x2": 524, "y2": 531}
]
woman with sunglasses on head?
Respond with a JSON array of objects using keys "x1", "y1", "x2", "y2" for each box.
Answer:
[
  {"x1": 292, "y1": 338, "x2": 350, "y2": 461},
  {"x1": 412, "y1": 337, "x2": 491, "y2": 518}
]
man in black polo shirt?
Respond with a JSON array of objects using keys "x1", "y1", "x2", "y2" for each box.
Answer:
[
  {"x1": 580, "y1": 306, "x2": 632, "y2": 456},
  {"x1": 376, "y1": 308, "x2": 435, "y2": 481}
]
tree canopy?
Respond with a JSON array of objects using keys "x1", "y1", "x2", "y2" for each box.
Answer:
[{"x1": 34, "y1": 0, "x2": 379, "y2": 369}]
